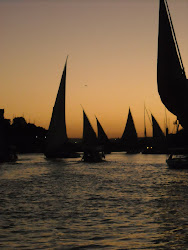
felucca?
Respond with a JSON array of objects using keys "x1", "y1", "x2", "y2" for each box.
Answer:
[
  {"x1": 157, "y1": 0, "x2": 188, "y2": 129},
  {"x1": 142, "y1": 113, "x2": 167, "y2": 154},
  {"x1": 44, "y1": 58, "x2": 80, "y2": 158},
  {"x1": 82, "y1": 110, "x2": 104, "y2": 162}
]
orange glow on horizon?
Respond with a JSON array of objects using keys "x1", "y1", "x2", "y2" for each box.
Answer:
[{"x1": 1, "y1": 0, "x2": 187, "y2": 138}]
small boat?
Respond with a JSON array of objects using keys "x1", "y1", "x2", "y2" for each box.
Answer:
[
  {"x1": 44, "y1": 58, "x2": 80, "y2": 159},
  {"x1": 142, "y1": 112, "x2": 167, "y2": 154},
  {"x1": 166, "y1": 154, "x2": 188, "y2": 169},
  {"x1": 120, "y1": 108, "x2": 139, "y2": 153},
  {"x1": 82, "y1": 110, "x2": 105, "y2": 162},
  {"x1": 157, "y1": 0, "x2": 188, "y2": 130},
  {"x1": 96, "y1": 116, "x2": 111, "y2": 154}
]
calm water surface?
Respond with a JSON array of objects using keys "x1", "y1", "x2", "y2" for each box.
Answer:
[{"x1": 0, "y1": 153, "x2": 188, "y2": 249}]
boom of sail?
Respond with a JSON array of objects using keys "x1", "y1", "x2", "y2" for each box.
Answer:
[{"x1": 157, "y1": 0, "x2": 188, "y2": 129}]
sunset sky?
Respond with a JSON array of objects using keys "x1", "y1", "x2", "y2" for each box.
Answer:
[{"x1": 1, "y1": 0, "x2": 188, "y2": 138}]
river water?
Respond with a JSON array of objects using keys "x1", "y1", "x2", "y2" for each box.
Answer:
[{"x1": 0, "y1": 153, "x2": 187, "y2": 249}]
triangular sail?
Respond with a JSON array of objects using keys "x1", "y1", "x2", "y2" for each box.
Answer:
[
  {"x1": 121, "y1": 108, "x2": 138, "y2": 146},
  {"x1": 45, "y1": 59, "x2": 68, "y2": 154},
  {"x1": 157, "y1": 0, "x2": 188, "y2": 128},
  {"x1": 96, "y1": 117, "x2": 109, "y2": 145},
  {"x1": 83, "y1": 110, "x2": 98, "y2": 149},
  {"x1": 151, "y1": 114, "x2": 165, "y2": 139}
]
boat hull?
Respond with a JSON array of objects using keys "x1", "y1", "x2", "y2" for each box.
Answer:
[
  {"x1": 82, "y1": 157, "x2": 103, "y2": 163},
  {"x1": 45, "y1": 151, "x2": 80, "y2": 159},
  {"x1": 0, "y1": 152, "x2": 17, "y2": 163},
  {"x1": 166, "y1": 158, "x2": 188, "y2": 169},
  {"x1": 82, "y1": 151, "x2": 104, "y2": 163}
]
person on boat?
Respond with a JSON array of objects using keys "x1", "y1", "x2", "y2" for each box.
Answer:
[
  {"x1": 102, "y1": 151, "x2": 105, "y2": 159},
  {"x1": 168, "y1": 154, "x2": 173, "y2": 160}
]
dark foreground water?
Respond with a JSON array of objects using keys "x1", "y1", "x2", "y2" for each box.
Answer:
[{"x1": 0, "y1": 153, "x2": 188, "y2": 249}]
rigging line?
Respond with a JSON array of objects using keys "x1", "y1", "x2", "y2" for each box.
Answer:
[
  {"x1": 80, "y1": 104, "x2": 84, "y2": 112},
  {"x1": 145, "y1": 107, "x2": 152, "y2": 127},
  {"x1": 164, "y1": 0, "x2": 186, "y2": 77},
  {"x1": 164, "y1": 0, "x2": 184, "y2": 73}
]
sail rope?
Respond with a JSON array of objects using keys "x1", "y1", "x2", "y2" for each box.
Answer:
[
  {"x1": 164, "y1": 0, "x2": 186, "y2": 77},
  {"x1": 145, "y1": 107, "x2": 152, "y2": 127}
]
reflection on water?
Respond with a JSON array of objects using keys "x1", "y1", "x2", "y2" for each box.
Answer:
[{"x1": 0, "y1": 153, "x2": 187, "y2": 249}]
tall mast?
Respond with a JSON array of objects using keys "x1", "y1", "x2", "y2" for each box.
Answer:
[
  {"x1": 164, "y1": 107, "x2": 168, "y2": 136},
  {"x1": 144, "y1": 103, "x2": 147, "y2": 137}
]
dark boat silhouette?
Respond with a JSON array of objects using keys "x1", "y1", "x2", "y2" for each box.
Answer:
[
  {"x1": 82, "y1": 110, "x2": 104, "y2": 162},
  {"x1": 157, "y1": 0, "x2": 188, "y2": 130},
  {"x1": 142, "y1": 113, "x2": 167, "y2": 154},
  {"x1": 44, "y1": 58, "x2": 80, "y2": 159},
  {"x1": 166, "y1": 154, "x2": 188, "y2": 169},
  {"x1": 120, "y1": 108, "x2": 139, "y2": 153},
  {"x1": 157, "y1": 0, "x2": 188, "y2": 166},
  {"x1": 96, "y1": 116, "x2": 111, "y2": 154}
]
